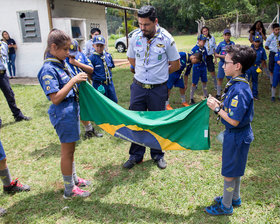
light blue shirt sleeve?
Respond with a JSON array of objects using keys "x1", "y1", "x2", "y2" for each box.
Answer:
[{"x1": 165, "y1": 36, "x2": 180, "y2": 61}]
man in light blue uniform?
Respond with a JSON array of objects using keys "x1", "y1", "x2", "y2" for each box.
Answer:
[
  {"x1": 124, "y1": 5, "x2": 180, "y2": 169},
  {"x1": 0, "y1": 40, "x2": 30, "y2": 127},
  {"x1": 82, "y1": 28, "x2": 101, "y2": 57}
]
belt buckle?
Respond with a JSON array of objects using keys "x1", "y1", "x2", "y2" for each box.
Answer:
[{"x1": 143, "y1": 84, "x2": 151, "y2": 89}]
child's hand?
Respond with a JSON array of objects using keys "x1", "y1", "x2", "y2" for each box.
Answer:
[
  {"x1": 69, "y1": 56, "x2": 77, "y2": 66},
  {"x1": 74, "y1": 72, "x2": 88, "y2": 83},
  {"x1": 207, "y1": 94, "x2": 221, "y2": 111},
  {"x1": 277, "y1": 61, "x2": 280, "y2": 65}
]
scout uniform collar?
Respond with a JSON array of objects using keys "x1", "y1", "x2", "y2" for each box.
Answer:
[{"x1": 44, "y1": 53, "x2": 80, "y2": 101}]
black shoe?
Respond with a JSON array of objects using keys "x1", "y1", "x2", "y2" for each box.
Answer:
[
  {"x1": 123, "y1": 159, "x2": 142, "y2": 169},
  {"x1": 190, "y1": 99, "x2": 195, "y2": 105},
  {"x1": 3, "y1": 178, "x2": 30, "y2": 194},
  {"x1": 0, "y1": 207, "x2": 6, "y2": 217},
  {"x1": 271, "y1": 97, "x2": 275, "y2": 102},
  {"x1": 15, "y1": 116, "x2": 32, "y2": 122},
  {"x1": 155, "y1": 158, "x2": 167, "y2": 169},
  {"x1": 84, "y1": 129, "x2": 103, "y2": 139}
]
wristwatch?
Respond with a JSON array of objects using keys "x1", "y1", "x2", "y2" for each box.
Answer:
[{"x1": 214, "y1": 107, "x2": 221, "y2": 114}]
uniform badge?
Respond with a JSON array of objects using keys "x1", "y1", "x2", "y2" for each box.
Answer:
[
  {"x1": 42, "y1": 75, "x2": 53, "y2": 80},
  {"x1": 231, "y1": 99, "x2": 238, "y2": 107},
  {"x1": 171, "y1": 41, "x2": 175, "y2": 46},
  {"x1": 158, "y1": 54, "x2": 162, "y2": 60},
  {"x1": 157, "y1": 44, "x2": 165, "y2": 48},
  {"x1": 46, "y1": 86, "x2": 50, "y2": 91},
  {"x1": 229, "y1": 111, "x2": 234, "y2": 116},
  {"x1": 136, "y1": 41, "x2": 142, "y2": 47},
  {"x1": 45, "y1": 80, "x2": 50, "y2": 85}
]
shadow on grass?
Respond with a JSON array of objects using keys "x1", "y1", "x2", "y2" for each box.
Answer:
[
  {"x1": 92, "y1": 161, "x2": 154, "y2": 198},
  {"x1": 29, "y1": 143, "x2": 60, "y2": 160},
  {"x1": 3, "y1": 190, "x2": 230, "y2": 223},
  {"x1": 0, "y1": 120, "x2": 17, "y2": 129}
]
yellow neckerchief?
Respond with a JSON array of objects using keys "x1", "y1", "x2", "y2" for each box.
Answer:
[
  {"x1": 44, "y1": 57, "x2": 79, "y2": 101},
  {"x1": 93, "y1": 51, "x2": 111, "y2": 84},
  {"x1": 143, "y1": 28, "x2": 160, "y2": 65}
]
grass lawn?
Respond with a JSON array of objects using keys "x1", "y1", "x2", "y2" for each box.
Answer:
[{"x1": 0, "y1": 35, "x2": 280, "y2": 223}]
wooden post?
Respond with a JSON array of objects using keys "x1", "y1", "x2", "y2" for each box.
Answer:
[
  {"x1": 236, "y1": 11, "x2": 239, "y2": 38},
  {"x1": 46, "y1": 0, "x2": 53, "y2": 30},
  {"x1": 124, "y1": 10, "x2": 129, "y2": 48}
]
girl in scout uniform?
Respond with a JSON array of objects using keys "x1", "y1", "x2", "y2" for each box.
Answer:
[
  {"x1": 206, "y1": 45, "x2": 256, "y2": 216},
  {"x1": 201, "y1": 26, "x2": 217, "y2": 90},
  {"x1": 37, "y1": 29, "x2": 91, "y2": 199}
]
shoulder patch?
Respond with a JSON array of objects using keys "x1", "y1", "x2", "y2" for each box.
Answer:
[
  {"x1": 42, "y1": 75, "x2": 53, "y2": 80},
  {"x1": 231, "y1": 99, "x2": 238, "y2": 107}
]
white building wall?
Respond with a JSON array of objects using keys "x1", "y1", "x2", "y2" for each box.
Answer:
[
  {"x1": 51, "y1": 0, "x2": 108, "y2": 50},
  {"x1": 0, "y1": 0, "x2": 50, "y2": 77}
]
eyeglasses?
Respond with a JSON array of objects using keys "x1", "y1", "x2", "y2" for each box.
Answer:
[{"x1": 224, "y1": 61, "x2": 234, "y2": 67}]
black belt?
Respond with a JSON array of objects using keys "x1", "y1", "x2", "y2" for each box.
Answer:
[
  {"x1": 0, "y1": 70, "x2": 6, "y2": 75},
  {"x1": 226, "y1": 124, "x2": 250, "y2": 133},
  {"x1": 133, "y1": 78, "x2": 167, "y2": 89}
]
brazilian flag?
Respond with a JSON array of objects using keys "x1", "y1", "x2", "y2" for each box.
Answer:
[{"x1": 79, "y1": 82, "x2": 210, "y2": 150}]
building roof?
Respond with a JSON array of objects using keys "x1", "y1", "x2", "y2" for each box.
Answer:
[{"x1": 73, "y1": 0, "x2": 138, "y2": 11}]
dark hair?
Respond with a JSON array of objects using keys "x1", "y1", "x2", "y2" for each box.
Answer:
[
  {"x1": 200, "y1": 26, "x2": 211, "y2": 38},
  {"x1": 192, "y1": 52, "x2": 202, "y2": 63},
  {"x1": 138, "y1": 5, "x2": 157, "y2": 22},
  {"x1": 44, "y1": 28, "x2": 71, "y2": 58},
  {"x1": 1, "y1": 31, "x2": 10, "y2": 40},
  {"x1": 272, "y1": 23, "x2": 280, "y2": 30},
  {"x1": 90, "y1": 28, "x2": 101, "y2": 35},
  {"x1": 226, "y1": 45, "x2": 256, "y2": 73},
  {"x1": 249, "y1": 20, "x2": 266, "y2": 36}
]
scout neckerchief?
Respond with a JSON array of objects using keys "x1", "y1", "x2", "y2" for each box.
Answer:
[
  {"x1": 180, "y1": 54, "x2": 191, "y2": 79},
  {"x1": 93, "y1": 51, "x2": 111, "y2": 84},
  {"x1": 44, "y1": 57, "x2": 79, "y2": 101},
  {"x1": 143, "y1": 28, "x2": 160, "y2": 65},
  {"x1": 217, "y1": 75, "x2": 249, "y2": 122}
]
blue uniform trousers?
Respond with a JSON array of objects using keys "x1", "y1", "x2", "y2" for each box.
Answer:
[
  {"x1": 128, "y1": 81, "x2": 167, "y2": 162},
  {"x1": 0, "y1": 71, "x2": 24, "y2": 121},
  {"x1": 246, "y1": 65, "x2": 259, "y2": 97}
]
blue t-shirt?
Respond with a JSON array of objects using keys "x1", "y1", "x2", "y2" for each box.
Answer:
[
  {"x1": 215, "y1": 40, "x2": 235, "y2": 62},
  {"x1": 6, "y1": 38, "x2": 16, "y2": 55},
  {"x1": 222, "y1": 76, "x2": 254, "y2": 129},
  {"x1": 66, "y1": 52, "x2": 93, "y2": 75},
  {"x1": 37, "y1": 53, "x2": 76, "y2": 101},
  {"x1": 88, "y1": 51, "x2": 115, "y2": 82},
  {"x1": 252, "y1": 46, "x2": 267, "y2": 66}
]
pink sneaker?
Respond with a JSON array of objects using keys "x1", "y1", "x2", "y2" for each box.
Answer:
[
  {"x1": 75, "y1": 177, "x2": 92, "y2": 187},
  {"x1": 63, "y1": 186, "x2": 90, "y2": 199}
]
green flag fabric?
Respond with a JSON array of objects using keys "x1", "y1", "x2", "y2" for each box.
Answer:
[{"x1": 79, "y1": 82, "x2": 210, "y2": 150}]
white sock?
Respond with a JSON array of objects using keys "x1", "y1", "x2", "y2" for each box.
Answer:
[{"x1": 85, "y1": 123, "x2": 93, "y2": 132}]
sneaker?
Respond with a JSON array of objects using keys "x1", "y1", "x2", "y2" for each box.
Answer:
[
  {"x1": 0, "y1": 207, "x2": 6, "y2": 217},
  {"x1": 271, "y1": 97, "x2": 275, "y2": 102},
  {"x1": 155, "y1": 158, "x2": 167, "y2": 169},
  {"x1": 15, "y1": 116, "x2": 32, "y2": 122},
  {"x1": 215, "y1": 95, "x2": 221, "y2": 100},
  {"x1": 75, "y1": 177, "x2": 91, "y2": 187},
  {"x1": 166, "y1": 104, "x2": 173, "y2": 110},
  {"x1": 190, "y1": 99, "x2": 195, "y2": 105},
  {"x1": 84, "y1": 129, "x2": 103, "y2": 139},
  {"x1": 181, "y1": 102, "x2": 189, "y2": 107},
  {"x1": 123, "y1": 159, "x2": 143, "y2": 169},
  {"x1": 214, "y1": 196, "x2": 241, "y2": 207},
  {"x1": 3, "y1": 178, "x2": 30, "y2": 194},
  {"x1": 63, "y1": 186, "x2": 91, "y2": 199},
  {"x1": 204, "y1": 202, "x2": 233, "y2": 216}
]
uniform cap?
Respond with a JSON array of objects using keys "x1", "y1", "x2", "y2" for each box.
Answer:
[
  {"x1": 253, "y1": 35, "x2": 261, "y2": 42},
  {"x1": 223, "y1": 29, "x2": 231, "y2": 35},
  {"x1": 197, "y1": 34, "x2": 207, "y2": 41},
  {"x1": 69, "y1": 39, "x2": 79, "y2": 56},
  {"x1": 92, "y1": 35, "x2": 105, "y2": 45}
]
